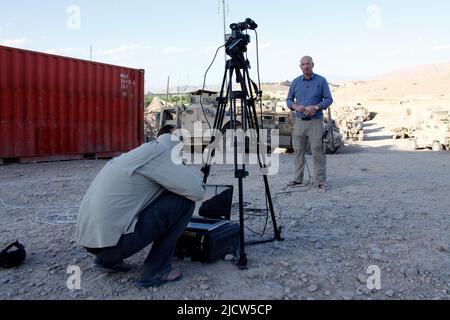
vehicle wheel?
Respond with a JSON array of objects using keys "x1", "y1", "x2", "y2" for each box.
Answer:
[
  {"x1": 432, "y1": 141, "x2": 443, "y2": 152},
  {"x1": 327, "y1": 145, "x2": 339, "y2": 154},
  {"x1": 409, "y1": 139, "x2": 418, "y2": 151}
]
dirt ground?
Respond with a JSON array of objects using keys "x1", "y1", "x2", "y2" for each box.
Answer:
[{"x1": 1, "y1": 108, "x2": 449, "y2": 300}]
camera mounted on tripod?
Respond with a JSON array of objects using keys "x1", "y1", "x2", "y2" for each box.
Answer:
[
  {"x1": 201, "y1": 17, "x2": 283, "y2": 268},
  {"x1": 225, "y1": 18, "x2": 258, "y2": 57}
]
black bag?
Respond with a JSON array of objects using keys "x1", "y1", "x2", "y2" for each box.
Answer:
[
  {"x1": 198, "y1": 186, "x2": 233, "y2": 220},
  {"x1": 0, "y1": 241, "x2": 26, "y2": 269},
  {"x1": 175, "y1": 222, "x2": 239, "y2": 263}
]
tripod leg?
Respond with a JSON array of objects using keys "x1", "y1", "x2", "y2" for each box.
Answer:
[
  {"x1": 237, "y1": 175, "x2": 248, "y2": 268},
  {"x1": 242, "y1": 62, "x2": 283, "y2": 243},
  {"x1": 263, "y1": 175, "x2": 283, "y2": 241},
  {"x1": 202, "y1": 64, "x2": 233, "y2": 184}
]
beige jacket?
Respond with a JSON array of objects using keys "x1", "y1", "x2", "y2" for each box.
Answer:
[{"x1": 74, "y1": 134, "x2": 205, "y2": 248}]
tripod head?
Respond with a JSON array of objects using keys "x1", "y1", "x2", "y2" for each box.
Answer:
[{"x1": 225, "y1": 18, "x2": 257, "y2": 58}]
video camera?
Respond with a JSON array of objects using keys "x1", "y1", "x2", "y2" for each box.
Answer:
[
  {"x1": 225, "y1": 18, "x2": 258, "y2": 57},
  {"x1": 229, "y1": 18, "x2": 258, "y2": 32}
]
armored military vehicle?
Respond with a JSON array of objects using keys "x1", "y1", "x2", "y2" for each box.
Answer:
[
  {"x1": 144, "y1": 97, "x2": 173, "y2": 140},
  {"x1": 409, "y1": 108, "x2": 450, "y2": 151},
  {"x1": 259, "y1": 100, "x2": 294, "y2": 150},
  {"x1": 323, "y1": 112, "x2": 344, "y2": 154},
  {"x1": 159, "y1": 91, "x2": 295, "y2": 151},
  {"x1": 333, "y1": 103, "x2": 370, "y2": 141},
  {"x1": 304, "y1": 108, "x2": 344, "y2": 155},
  {"x1": 156, "y1": 91, "x2": 219, "y2": 148}
]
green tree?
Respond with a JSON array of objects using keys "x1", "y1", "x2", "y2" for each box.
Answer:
[{"x1": 144, "y1": 95, "x2": 154, "y2": 107}]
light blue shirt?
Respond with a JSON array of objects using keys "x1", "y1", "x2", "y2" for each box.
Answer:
[{"x1": 286, "y1": 73, "x2": 333, "y2": 119}]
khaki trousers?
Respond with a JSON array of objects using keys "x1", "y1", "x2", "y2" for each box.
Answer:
[{"x1": 292, "y1": 118, "x2": 327, "y2": 185}]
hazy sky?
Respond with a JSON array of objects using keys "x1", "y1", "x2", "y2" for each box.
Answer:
[{"x1": 1, "y1": 0, "x2": 450, "y2": 92}]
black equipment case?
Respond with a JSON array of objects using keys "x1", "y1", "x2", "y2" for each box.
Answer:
[{"x1": 175, "y1": 221, "x2": 240, "y2": 263}]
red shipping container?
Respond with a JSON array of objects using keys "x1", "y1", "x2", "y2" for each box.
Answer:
[{"x1": 0, "y1": 45, "x2": 145, "y2": 164}]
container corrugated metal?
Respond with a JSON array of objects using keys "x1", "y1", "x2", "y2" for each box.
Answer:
[{"x1": 0, "y1": 45, "x2": 144, "y2": 163}]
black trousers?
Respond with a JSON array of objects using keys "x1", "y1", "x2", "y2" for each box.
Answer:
[{"x1": 88, "y1": 192, "x2": 195, "y2": 281}]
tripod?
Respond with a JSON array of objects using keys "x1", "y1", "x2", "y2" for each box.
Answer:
[{"x1": 201, "y1": 46, "x2": 283, "y2": 268}]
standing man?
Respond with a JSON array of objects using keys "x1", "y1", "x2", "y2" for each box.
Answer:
[
  {"x1": 286, "y1": 56, "x2": 333, "y2": 190},
  {"x1": 75, "y1": 125, "x2": 205, "y2": 288}
]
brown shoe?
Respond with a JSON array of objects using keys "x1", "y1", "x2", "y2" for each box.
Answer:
[{"x1": 287, "y1": 181, "x2": 303, "y2": 187}]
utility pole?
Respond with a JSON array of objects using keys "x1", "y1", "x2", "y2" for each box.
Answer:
[
  {"x1": 166, "y1": 76, "x2": 170, "y2": 107},
  {"x1": 223, "y1": 0, "x2": 226, "y2": 40}
]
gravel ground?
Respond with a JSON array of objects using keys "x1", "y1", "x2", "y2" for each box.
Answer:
[{"x1": 1, "y1": 116, "x2": 449, "y2": 300}]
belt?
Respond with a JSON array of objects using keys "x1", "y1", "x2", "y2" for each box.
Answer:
[{"x1": 298, "y1": 117, "x2": 312, "y2": 121}]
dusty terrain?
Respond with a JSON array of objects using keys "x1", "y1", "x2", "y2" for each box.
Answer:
[
  {"x1": 1, "y1": 64, "x2": 449, "y2": 300},
  {"x1": 1, "y1": 121, "x2": 449, "y2": 300}
]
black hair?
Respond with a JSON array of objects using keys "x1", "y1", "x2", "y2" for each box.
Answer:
[{"x1": 157, "y1": 125, "x2": 175, "y2": 138}]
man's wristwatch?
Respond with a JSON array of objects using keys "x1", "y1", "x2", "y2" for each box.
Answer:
[{"x1": 314, "y1": 106, "x2": 321, "y2": 111}]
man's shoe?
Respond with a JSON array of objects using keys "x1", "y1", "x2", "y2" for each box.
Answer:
[
  {"x1": 287, "y1": 181, "x2": 304, "y2": 187},
  {"x1": 93, "y1": 261, "x2": 134, "y2": 273},
  {"x1": 136, "y1": 269, "x2": 183, "y2": 288}
]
